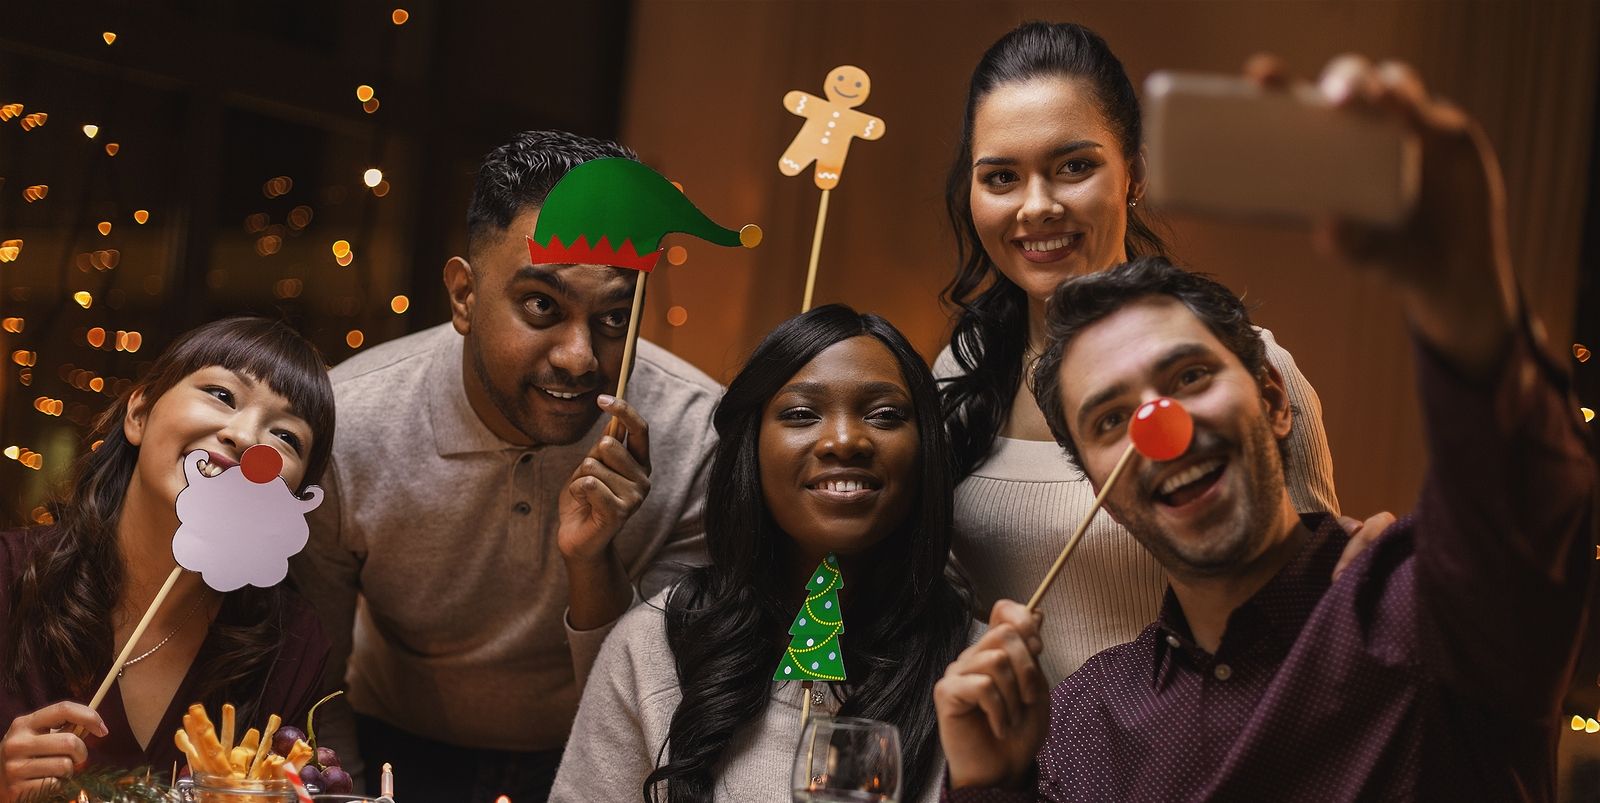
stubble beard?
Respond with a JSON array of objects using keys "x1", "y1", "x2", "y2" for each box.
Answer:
[
  {"x1": 1114, "y1": 412, "x2": 1288, "y2": 579},
  {"x1": 466, "y1": 335, "x2": 594, "y2": 447}
]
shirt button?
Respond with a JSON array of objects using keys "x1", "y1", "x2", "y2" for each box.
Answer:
[
  {"x1": 1165, "y1": 635, "x2": 1181, "y2": 648},
  {"x1": 1213, "y1": 664, "x2": 1233, "y2": 681},
  {"x1": 513, "y1": 501, "x2": 531, "y2": 515}
]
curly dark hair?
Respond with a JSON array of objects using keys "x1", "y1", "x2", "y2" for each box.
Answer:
[
  {"x1": 465, "y1": 129, "x2": 637, "y2": 256},
  {"x1": 1030, "y1": 256, "x2": 1269, "y2": 465}
]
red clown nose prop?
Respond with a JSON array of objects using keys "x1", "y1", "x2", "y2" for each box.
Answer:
[
  {"x1": 1027, "y1": 398, "x2": 1194, "y2": 611},
  {"x1": 240, "y1": 443, "x2": 283, "y2": 484},
  {"x1": 1129, "y1": 397, "x2": 1194, "y2": 461}
]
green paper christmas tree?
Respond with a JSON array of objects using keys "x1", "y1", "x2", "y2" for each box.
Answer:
[{"x1": 774, "y1": 553, "x2": 846, "y2": 682}]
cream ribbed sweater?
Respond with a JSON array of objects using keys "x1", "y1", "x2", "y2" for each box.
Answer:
[
  {"x1": 551, "y1": 591, "x2": 960, "y2": 802},
  {"x1": 935, "y1": 327, "x2": 1340, "y2": 684}
]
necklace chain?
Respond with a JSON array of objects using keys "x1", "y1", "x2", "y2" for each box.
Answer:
[{"x1": 118, "y1": 591, "x2": 210, "y2": 677}]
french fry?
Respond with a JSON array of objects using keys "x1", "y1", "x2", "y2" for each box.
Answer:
[
  {"x1": 284, "y1": 738, "x2": 313, "y2": 770},
  {"x1": 221, "y1": 703, "x2": 236, "y2": 753},
  {"x1": 174, "y1": 730, "x2": 203, "y2": 772},
  {"x1": 250, "y1": 713, "x2": 280, "y2": 778},
  {"x1": 192, "y1": 706, "x2": 229, "y2": 773},
  {"x1": 181, "y1": 712, "x2": 219, "y2": 775},
  {"x1": 254, "y1": 754, "x2": 285, "y2": 781},
  {"x1": 238, "y1": 727, "x2": 260, "y2": 756},
  {"x1": 230, "y1": 745, "x2": 254, "y2": 774}
]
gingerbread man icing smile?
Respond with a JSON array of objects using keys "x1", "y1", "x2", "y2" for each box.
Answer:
[{"x1": 778, "y1": 65, "x2": 887, "y2": 190}]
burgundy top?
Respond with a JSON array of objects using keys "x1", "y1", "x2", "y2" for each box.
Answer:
[
  {"x1": 0, "y1": 526, "x2": 331, "y2": 777},
  {"x1": 950, "y1": 324, "x2": 1597, "y2": 801}
]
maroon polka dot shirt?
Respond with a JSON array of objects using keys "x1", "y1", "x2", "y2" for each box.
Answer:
[{"x1": 950, "y1": 326, "x2": 1596, "y2": 801}]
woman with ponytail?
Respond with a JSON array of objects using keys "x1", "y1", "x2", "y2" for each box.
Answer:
[
  {"x1": 937, "y1": 21, "x2": 1341, "y2": 684},
  {"x1": 552, "y1": 305, "x2": 975, "y2": 802}
]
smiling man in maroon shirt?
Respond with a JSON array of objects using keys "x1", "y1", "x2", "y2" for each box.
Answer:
[{"x1": 934, "y1": 57, "x2": 1597, "y2": 802}]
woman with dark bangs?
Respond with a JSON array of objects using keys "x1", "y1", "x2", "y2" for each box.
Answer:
[
  {"x1": 552, "y1": 305, "x2": 977, "y2": 802},
  {"x1": 0, "y1": 317, "x2": 335, "y2": 800}
]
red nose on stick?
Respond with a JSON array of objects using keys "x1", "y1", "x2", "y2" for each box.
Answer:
[
  {"x1": 240, "y1": 444, "x2": 283, "y2": 484},
  {"x1": 1129, "y1": 397, "x2": 1193, "y2": 461},
  {"x1": 1025, "y1": 397, "x2": 1194, "y2": 612}
]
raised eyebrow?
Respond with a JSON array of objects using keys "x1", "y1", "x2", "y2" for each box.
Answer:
[
  {"x1": 777, "y1": 380, "x2": 910, "y2": 400},
  {"x1": 1050, "y1": 140, "x2": 1103, "y2": 159},
  {"x1": 1075, "y1": 380, "x2": 1131, "y2": 433},
  {"x1": 973, "y1": 140, "x2": 1103, "y2": 170},
  {"x1": 511, "y1": 264, "x2": 572, "y2": 297},
  {"x1": 1153, "y1": 343, "x2": 1215, "y2": 375},
  {"x1": 778, "y1": 381, "x2": 828, "y2": 397},
  {"x1": 973, "y1": 155, "x2": 1018, "y2": 168},
  {"x1": 600, "y1": 285, "x2": 638, "y2": 307}
]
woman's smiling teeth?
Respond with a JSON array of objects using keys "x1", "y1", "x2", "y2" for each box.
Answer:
[
  {"x1": 1019, "y1": 235, "x2": 1078, "y2": 252},
  {"x1": 198, "y1": 460, "x2": 225, "y2": 478},
  {"x1": 813, "y1": 479, "x2": 874, "y2": 493}
]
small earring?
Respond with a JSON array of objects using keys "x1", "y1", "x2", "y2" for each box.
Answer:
[{"x1": 1128, "y1": 198, "x2": 1139, "y2": 208}]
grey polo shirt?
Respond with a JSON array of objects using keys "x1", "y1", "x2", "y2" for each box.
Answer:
[{"x1": 292, "y1": 323, "x2": 718, "y2": 757}]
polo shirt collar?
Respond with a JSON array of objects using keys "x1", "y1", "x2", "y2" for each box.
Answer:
[{"x1": 427, "y1": 331, "x2": 520, "y2": 457}]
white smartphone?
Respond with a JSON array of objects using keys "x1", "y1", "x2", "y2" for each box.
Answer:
[{"x1": 1142, "y1": 71, "x2": 1421, "y2": 227}]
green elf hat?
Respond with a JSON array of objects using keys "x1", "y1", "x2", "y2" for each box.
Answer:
[
  {"x1": 774, "y1": 553, "x2": 846, "y2": 682},
  {"x1": 527, "y1": 157, "x2": 762, "y2": 272}
]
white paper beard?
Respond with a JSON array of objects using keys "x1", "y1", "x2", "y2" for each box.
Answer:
[{"x1": 172, "y1": 449, "x2": 324, "y2": 592}]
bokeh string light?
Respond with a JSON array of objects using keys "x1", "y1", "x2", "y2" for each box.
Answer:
[{"x1": 4, "y1": 10, "x2": 412, "y2": 520}]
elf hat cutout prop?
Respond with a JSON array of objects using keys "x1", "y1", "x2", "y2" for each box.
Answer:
[
  {"x1": 775, "y1": 553, "x2": 846, "y2": 682},
  {"x1": 527, "y1": 157, "x2": 761, "y2": 272}
]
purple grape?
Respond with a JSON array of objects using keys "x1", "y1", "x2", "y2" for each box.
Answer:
[
  {"x1": 299, "y1": 763, "x2": 324, "y2": 790},
  {"x1": 272, "y1": 725, "x2": 306, "y2": 757},
  {"x1": 315, "y1": 746, "x2": 340, "y2": 768},
  {"x1": 321, "y1": 767, "x2": 353, "y2": 794}
]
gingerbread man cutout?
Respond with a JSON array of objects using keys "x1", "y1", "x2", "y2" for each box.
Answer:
[{"x1": 778, "y1": 65, "x2": 886, "y2": 190}]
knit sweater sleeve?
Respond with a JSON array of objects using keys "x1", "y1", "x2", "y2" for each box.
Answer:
[
  {"x1": 1258, "y1": 327, "x2": 1341, "y2": 516},
  {"x1": 550, "y1": 593, "x2": 676, "y2": 802}
]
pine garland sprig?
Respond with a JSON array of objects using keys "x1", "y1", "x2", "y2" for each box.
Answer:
[{"x1": 17, "y1": 766, "x2": 171, "y2": 803}]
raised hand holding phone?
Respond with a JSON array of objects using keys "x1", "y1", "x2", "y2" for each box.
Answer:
[
  {"x1": 1148, "y1": 54, "x2": 1514, "y2": 375},
  {"x1": 1143, "y1": 68, "x2": 1420, "y2": 227}
]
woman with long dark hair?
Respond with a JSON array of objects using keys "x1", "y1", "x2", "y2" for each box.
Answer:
[
  {"x1": 0, "y1": 317, "x2": 335, "y2": 799},
  {"x1": 551, "y1": 305, "x2": 975, "y2": 802},
  {"x1": 936, "y1": 21, "x2": 1340, "y2": 683}
]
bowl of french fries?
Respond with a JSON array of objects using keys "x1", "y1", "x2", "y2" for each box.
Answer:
[{"x1": 175, "y1": 703, "x2": 311, "y2": 802}]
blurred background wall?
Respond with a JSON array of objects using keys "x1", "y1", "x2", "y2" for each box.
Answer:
[{"x1": 3, "y1": 1, "x2": 1599, "y2": 795}]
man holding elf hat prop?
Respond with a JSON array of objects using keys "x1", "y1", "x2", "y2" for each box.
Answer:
[{"x1": 293, "y1": 130, "x2": 757, "y2": 801}]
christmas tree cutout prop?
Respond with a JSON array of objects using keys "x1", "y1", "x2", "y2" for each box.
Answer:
[{"x1": 774, "y1": 553, "x2": 846, "y2": 682}]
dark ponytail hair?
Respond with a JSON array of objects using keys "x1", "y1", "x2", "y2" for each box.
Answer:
[
  {"x1": 941, "y1": 21, "x2": 1166, "y2": 476},
  {"x1": 645, "y1": 305, "x2": 972, "y2": 802},
  {"x1": 4, "y1": 317, "x2": 334, "y2": 725}
]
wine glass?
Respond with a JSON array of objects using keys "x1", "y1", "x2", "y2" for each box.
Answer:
[{"x1": 791, "y1": 715, "x2": 902, "y2": 803}]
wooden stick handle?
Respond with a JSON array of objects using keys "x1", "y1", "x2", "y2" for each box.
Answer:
[
  {"x1": 88, "y1": 564, "x2": 184, "y2": 710},
  {"x1": 799, "y1": 680, "x2": 814, "y2": 735},
  {"x1": 801, "y1": 189, "x2": 831, "y2": 312},
  {"x1": 614, "y1": 270, "x2": 649, "y2": 401},
  {"x1": 1025, "y1": 443, "x2": 1138, "y2": 612}
]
